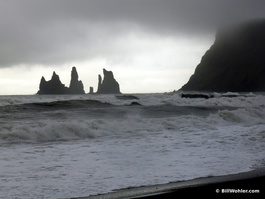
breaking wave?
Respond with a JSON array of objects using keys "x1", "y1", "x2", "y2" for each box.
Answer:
[
  {"x1": 0, "y1": 92, "x2": 264, "y2": 143},
  {"x1": 0, "y1": 92, "x2": 264, "y2": 107},
  {"x1": 1, "y1": 105, "x2": 265, "y2": 144}
]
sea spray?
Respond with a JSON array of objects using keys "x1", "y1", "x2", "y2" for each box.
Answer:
[{"x1": 0, "y1": 93, "x2": 265, "y2": 198}]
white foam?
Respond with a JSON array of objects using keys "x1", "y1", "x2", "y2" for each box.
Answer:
[
  {"x1": 1, "y1": 93, "x2": 265, "y2": 198},
  {"x1": 208, "y1": 106, "x2": 265, "y2": 125},
  {"x1": 1, "y1": 103, "x2": 265, "y2": 144},
  {"x1": 1, "y1": 117, "x2": 265, "y2": 198}
]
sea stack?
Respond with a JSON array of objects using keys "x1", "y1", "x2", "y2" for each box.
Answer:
[
  {"x1": 37, "y1": 67, "x2": 85, "y2": 95},
  {"x1": 97, "y1": 69, "x2": 121, "y2": 94},
  {"x1": 68, "y1": 67, "x2": 85, "y2": 94},
  {"x1": 180, "y1": 19, "x2": 265, "y2": 92},
  {"x1": 37, "y1": 72, "x2": 68, "y2": 94}
]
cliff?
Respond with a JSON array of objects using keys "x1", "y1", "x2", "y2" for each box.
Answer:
[
  {"x1": 97, "y1": 69, "x2": 121, "y2": 94},
  {"x1": 180, "y1": 19, "x2": 265, "y2": 92},
  {"x1": 37, "y1": 67, "x2": 85, "y2": 95}
]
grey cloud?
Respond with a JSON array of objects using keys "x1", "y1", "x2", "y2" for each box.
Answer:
[{"x1": 0, "y1": 0, "x2": 265, "y2": 67}]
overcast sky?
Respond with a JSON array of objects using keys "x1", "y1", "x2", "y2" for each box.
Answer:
[{"x1": 0, "y1": 0, "x2": 265, "y2": 94}]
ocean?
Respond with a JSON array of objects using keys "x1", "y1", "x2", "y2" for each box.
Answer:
[{"x1": 0, "y1": 92, "x2": 265, "y2": 199}]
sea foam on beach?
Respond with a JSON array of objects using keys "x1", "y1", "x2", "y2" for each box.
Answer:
[{"x1": 0, "y1": 93, "x2": 265, "y2": 198}]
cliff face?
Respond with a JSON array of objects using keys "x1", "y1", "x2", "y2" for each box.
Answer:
[
  {"x1": 97, "y1": 69, "x2": 121, "y2": 94},
  {"x1": 180, "y1": 20, "x2": 265, "y2": 92},
  {"x1": 37, "y1": 67, "x2": 85, "y2": 95}
]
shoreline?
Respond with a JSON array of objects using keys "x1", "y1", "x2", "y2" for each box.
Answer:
[{"x1": 63, "y1": 169, "x2": 265, "y2": 199}]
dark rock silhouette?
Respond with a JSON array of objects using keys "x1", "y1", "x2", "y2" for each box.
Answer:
[
  {"x1": 68, "y1": 67, "x2": 85, "y2": 94},
  {"x1": 37, "y1": 72, "x2": 68, "y2": 94},
  {"x1": 97, "y1": 74, "x2": 102, "y2": 93},
  {"x1": 97, "y1": 69, "x2": 121, "y2": 94},
  {"x1": 116, "y1": 95, "x2": 139, "y2": 100},
  {"x1": 37, "y1": 67, "x2": 85, "y2": 95},
  {"x1": 89, "y1": 87, "x2": 94, "y2": 94},
  {"x1": 180, "y1": 19, "x2": 265, "y2": 92},
  {"x1": 128, "y1": 101, "x2": 142, "y2": 106},
  {"x1": 181, "y1": 93, "x2": 214, "y2": 99}
]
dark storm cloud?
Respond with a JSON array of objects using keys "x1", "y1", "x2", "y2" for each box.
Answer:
[{"x1": 0, "y1": 0, "x2": 265, "y2": 67}]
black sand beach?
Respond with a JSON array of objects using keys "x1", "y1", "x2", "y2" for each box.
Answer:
[{"x1": 64, "y1": 169, "x2": 265, "y2": 199}]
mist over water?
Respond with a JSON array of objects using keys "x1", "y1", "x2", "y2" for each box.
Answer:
[{"x1": 0, "y1": 93, "x2": 265, "y2": 198}]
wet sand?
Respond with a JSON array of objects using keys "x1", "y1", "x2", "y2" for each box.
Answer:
[{"x1": 64, "y1": 169, "x2": 265, "y2": 199}]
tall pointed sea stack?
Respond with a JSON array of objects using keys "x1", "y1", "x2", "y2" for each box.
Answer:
[
  {"x1": 180, "y1": 19, "x2": 265, "y2": 92},
  {"x1": 68, "y1": 66, "x2": 85, "y2": 94},
  {"x1": 97, "y1": 69, "x2": 121, "y2": 94}
]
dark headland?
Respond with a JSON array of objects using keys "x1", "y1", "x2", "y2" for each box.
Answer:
[
  {"x1": 37, "y1": 67, "x2": 121, "y2": 95},
  {"x1": 180, "y1": 19, "x2": 265, "y2": 92}
]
